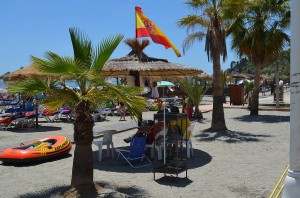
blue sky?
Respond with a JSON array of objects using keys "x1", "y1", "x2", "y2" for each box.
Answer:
[{"x1": 0, "y1": 0, "x2": 239, "y2": 76}]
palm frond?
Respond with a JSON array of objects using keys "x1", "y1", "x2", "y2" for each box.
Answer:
[
  {"x1": 92, "y1": 34, "x2": 124, "y2": 71},
  {"x1": 182, "y1": 32, "x2": 205, "y2": 54},
  {"x1": 105, "y1": 84, "x2": 147, "y2": 122},
  {"x1": 31, "y1": 53, "x2": 82, "y2": 75},
  {"x1": 69, "y1": 28, "x2": 93, "y2": 68},
  {"x1": 178, "y1": 15, "x2": 209, "y2": 33}
]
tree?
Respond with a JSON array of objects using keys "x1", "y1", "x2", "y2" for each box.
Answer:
[
  {"x1": 8, "y1": 28, "x2": 146, "y2": 195},
  {"x1": 226, "y1": 0, "x2": 290, "y2": 115},
  {"x1": 179, "y1": 76, "x2": 208, "y2": 121},
  {"x1": 178, "y1": 0, "x2": 235, "y2": 131},
  {"x1": 221, "y1": 70, "x2": 228, "y2": 103}
]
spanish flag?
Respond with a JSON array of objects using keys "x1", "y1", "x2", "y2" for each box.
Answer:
[{"x1": 135, "y1": 6, "x2": 181, "y2": 57}]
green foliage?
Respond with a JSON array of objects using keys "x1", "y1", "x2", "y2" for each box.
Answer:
[
  {"x1": 8, "y1": 28, "x2": 147, "y2": 121},
  {"x1": 244, "y1": 80, "x2": 254, "y2": 93},
  {"x1": 179, "y1": 76, "x2": 208, "y2": 112},
  {"x1": 221, "y1": 70, "x2": 228, "y2": 90}
]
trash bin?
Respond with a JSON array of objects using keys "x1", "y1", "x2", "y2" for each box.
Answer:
[{"x1": 230, "y1": 85, "x2": 244, "y2": 105}]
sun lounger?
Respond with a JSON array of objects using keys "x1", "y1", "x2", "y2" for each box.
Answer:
[
  {"x1": 0, "y1": 117, "x2": 29, "y2": 131},
  {"x1": 93, "y1": 107, "x2": 111, "y2": 122}
]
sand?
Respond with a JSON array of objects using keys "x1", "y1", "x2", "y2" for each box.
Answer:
[{"x1": 0, "y1": 93, "x2": 290, "y2": 198}]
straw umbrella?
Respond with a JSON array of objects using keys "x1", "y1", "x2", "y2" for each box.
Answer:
[
  {"x1": 197, "y1": 72, "x2": 212, "y2": 79},
  {"x1": 4, "y1": 64, "x2": 62, "y2": 128},
  {"x1": 4, "y1": 64, "x2": 54, "y2": 81},
  {"x1": 102, "y1": 39, "x2": 202, "y2": 84}
]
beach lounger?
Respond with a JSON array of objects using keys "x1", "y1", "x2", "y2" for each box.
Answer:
[
  {"x1": 93, "y1": 107, "x2": 111, "y2": 122},
  {"x1": 0, "y1": 117, "x2": 28, "y2": 131},
  {"x1": 52, "y1": 108, "x2": 73, "y2": 122}
]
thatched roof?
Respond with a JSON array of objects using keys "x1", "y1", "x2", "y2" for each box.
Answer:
[
  {"x1": 4, "y1": 64, "x2": 61, "y2": 81},
  {"x1": 229, "y1": 72, "x2": 250, "y2": 79},
  {"x1": 198, "y1": 72, "x2": 212, "y2": 80},
  {"x1": 0, "y1": 72, "x2": 11, "y2": 79},
  {"x1": 102, "y1": 52, "x2": 202, "y2": 77}
]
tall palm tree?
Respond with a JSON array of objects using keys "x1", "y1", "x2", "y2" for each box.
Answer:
[
  {"x1": 8, "y1": 28, "x2": 146, "y2": 194},
  {"x1": 226, "y1": 0, "x2": 290, "y2": 115},
  {"x1": 178, "y1": 0, "x2": 232, "y2": 131}
]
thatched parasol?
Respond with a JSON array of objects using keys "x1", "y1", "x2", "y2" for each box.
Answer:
[
  {"x1": 4, "y1": 64, "x2": 49, "y2": 81},
  {"x1": 230, "y1": 72, "x2": 250, "y2": 79},
  {"x1": 197, "y1": 72, "x2": 212, "y2": 80},
  {"x1": 0, "y1": 72, "x2": 11, "y2": 79},
  {"x1": 4, "y1": 64, "x2": 61, "y2": 81},
  {"x1": 102, "y1": 38, "x2": 202, "y2": 77}
]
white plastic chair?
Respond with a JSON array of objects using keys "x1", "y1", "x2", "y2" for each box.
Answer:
[
  {"x1": 183, "y1": 124, "x2": 194, "y2": 158},
  {"x1": 145, "y1": 129, "x2": 164, "y2": 160},
  {"x1": 93, "y1": 130, "x2": 116, "y2": 162}
]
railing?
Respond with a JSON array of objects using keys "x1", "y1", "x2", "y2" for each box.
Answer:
[{"x1": 269, "y1": 164, "x2": 290, "y2": 198}]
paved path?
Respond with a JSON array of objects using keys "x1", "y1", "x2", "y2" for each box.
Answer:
[{"x1": 199, "y1": 89, "x2": 290, "y2": 113}]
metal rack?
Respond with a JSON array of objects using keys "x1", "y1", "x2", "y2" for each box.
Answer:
[{"x1": 153, "y1": 113, "x2": 188, "y2": 180}]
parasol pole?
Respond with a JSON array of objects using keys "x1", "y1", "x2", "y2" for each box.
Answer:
[{"x1": 163, "y1": 99, "x2": 166, "y2": 164}]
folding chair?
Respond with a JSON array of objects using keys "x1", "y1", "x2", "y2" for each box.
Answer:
[
  {"x1": 93, "y1": 130, "x2": 115, "y2": 162},
  {"x1": 116, "y1": 135, "x2": 151, "y2": 168}
]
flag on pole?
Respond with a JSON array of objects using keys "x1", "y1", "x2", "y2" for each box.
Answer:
[{"x1": 135, "y1": 6, "x2": 181, "y2": 57}]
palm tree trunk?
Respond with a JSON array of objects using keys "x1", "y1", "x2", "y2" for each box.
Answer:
[
  {"x1": 71, "y1": 100, "x2": 95, "y2": 190},
  {"x1": 194, "y1": 105, "x2": 203, "y2": 120},
  {"x1": 211, "y1": 51, "x2": 227, "y2": 131},
  {"x1": 250, "y1": 63, "x2": 261, "y2": 115}
]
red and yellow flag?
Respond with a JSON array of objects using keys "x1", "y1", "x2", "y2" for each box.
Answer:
[{"x1": 135, "y1": 6, "x2": 181, "y2": 57}]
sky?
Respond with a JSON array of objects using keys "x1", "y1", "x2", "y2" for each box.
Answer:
[{"x1": 0, "y1": 0, "x2": 240, "y2": 76}]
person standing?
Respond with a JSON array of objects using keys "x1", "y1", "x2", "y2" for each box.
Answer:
[{"x1": 151, "y1": 82, "x2": 159, "y2": 99}]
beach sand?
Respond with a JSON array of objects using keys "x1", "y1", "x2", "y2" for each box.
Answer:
[{"x1": 0, "y1": 105, "x2": 290, "y2": 198}]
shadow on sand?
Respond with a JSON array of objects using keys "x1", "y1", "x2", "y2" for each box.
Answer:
[
  {"x1": 154, "y1": 176, "x2": 193, "y2": 187},
  {"x1": 195, "y1": 130, "x2": 272, "y2": 143},
  {"x1": 1, "y1": 153, "x2": 73, "y2": 167},
  {"x1": 233, "y1": 114, "x2": 290, "y2": 123},
  {"x1": 5, "y1": 125, "x2": 63, "y2": 133},
  {"x1": 17, "y1": 181, "x2": 148, "y2": 198},
  {"x1": 93, "y1": 148, "x2": 212, "y2": 174}
]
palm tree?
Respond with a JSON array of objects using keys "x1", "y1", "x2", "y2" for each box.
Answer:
[
  {"x1": 221, "y1": 70, "x2": 228, "y2": 103},
  {"x1": 226, "y1": 0, "x2": 290, "y2": 115},
  {"x1": 178, "y1": 0, "x2": 232, "y2": 131},
  {"x1": 179, "y1": 76, "x2": 208, "y2": 121},
  {"x1": 8, "y1": 28, "x2": 146, "y2": 194}
]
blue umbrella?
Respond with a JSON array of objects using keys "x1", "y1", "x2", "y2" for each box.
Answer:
[{"x1": 157, "y1": 81, "x2": 175, "y2": 87}]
